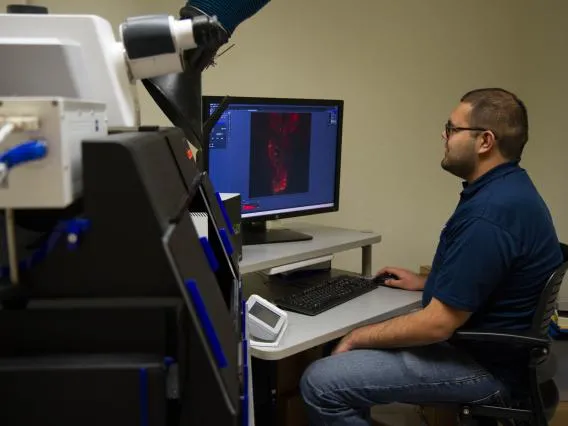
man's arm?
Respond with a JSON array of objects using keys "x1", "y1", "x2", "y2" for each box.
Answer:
[
  {"x1": 333, "y1": 297, "x2": 470, "y2": 353},
  {"x1": 333, "y1": 218, "x2": 516, "y2": 354}
]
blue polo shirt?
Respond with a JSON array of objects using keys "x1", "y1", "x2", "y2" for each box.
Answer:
[{"x1": 423, "y1": 161, "x2": 563, "y2": 332}]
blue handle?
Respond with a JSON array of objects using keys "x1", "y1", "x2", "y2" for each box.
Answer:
[{"x1": 0, "y1": 140, "x2": 47, "y2": 168}]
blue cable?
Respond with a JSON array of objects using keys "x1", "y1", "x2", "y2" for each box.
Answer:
[{"x1": 0, "y1": 140, "x2": 47, "y2": 168}]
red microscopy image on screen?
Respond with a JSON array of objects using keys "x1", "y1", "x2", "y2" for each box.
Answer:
[
  {"x1": 249, "y1": 112, "x2": 311, "y2": 198},
  {"x1": 267, "y1": 113, "x2": 299, "y2": 193}
]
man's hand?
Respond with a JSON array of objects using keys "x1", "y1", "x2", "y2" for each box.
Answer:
[
  {"x1": 332, "y1": 334, "x2": 353, "y2": 355},
  {"x1": 376, "y1": 266, "x2": 426, "y2": 291}
]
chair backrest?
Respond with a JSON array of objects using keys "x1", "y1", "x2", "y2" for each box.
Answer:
[
  {"x1": 531, "y1": 243, "x2": 568, "y2": 338},
  {"x1": 561, "y1": 243, "x2": 568, "y2": 263}
]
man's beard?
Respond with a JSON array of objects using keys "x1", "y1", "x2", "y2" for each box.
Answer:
[{"x1": 441, "y1": 149, "x2": 476, "y2": 180}]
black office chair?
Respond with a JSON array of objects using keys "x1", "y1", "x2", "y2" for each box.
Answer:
[{"x1": 455, "y1": 243, "x2": 568, "y2": 426}]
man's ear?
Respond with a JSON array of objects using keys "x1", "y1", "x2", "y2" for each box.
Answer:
[{"x1": 478, "y1": 131, "x2": 497, "y2": 154}]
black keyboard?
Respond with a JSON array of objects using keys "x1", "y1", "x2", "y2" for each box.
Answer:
[{"x1": 274, "y1": 275, "x2": 379, "y2": 316}]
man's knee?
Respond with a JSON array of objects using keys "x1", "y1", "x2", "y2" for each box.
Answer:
[{"x1": 300, "y1": 356, "x2": 336, "y2": 404}]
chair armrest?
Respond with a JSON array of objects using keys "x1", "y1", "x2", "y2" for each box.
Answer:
[{"x1": 453, "y1": 330, "x2": 549, "y2": 347}]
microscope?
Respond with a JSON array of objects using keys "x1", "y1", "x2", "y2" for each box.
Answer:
[{"x1": 0, "y1": 1, "x2": 270, "y2": 425}]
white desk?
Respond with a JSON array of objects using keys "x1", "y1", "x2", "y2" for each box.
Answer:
[
  {"x1": 240, "y1": 222, "x2": 380, "y2": 276},
  {"x1": 239, "y1": 223, "x2": 423, "y2": 360},
  {"x1": 239, "y1": 223, "x2": 423, "y2": 426},
  {"x1": 249, "y1": 285, "x2": 422, "y2": 360}
]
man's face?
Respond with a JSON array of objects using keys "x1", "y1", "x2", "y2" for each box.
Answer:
[{"x1": 441, "y1": 102, "x2": 479, "y2": 180}]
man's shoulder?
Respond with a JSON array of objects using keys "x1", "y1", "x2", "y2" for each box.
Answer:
[
  {"x1": 450, "y1": 179, "x2": 554, "y2": 244},
  {"x1": 481, "y1": 173, "x2": 548, "y2": 222}
]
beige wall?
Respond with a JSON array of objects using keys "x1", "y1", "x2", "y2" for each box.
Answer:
[
  {"x1": 1, "y1": 1, "x2": 566, "y2": 278},
  {"x1": 201, "y1": 0, "x2": 525, "y2": 274},
  {"x1": 518, "y1": 1, "x2": 568, "y2": 303},
  {"x1": 520, "y1": 0, "x2": 568, "y2": 240}
]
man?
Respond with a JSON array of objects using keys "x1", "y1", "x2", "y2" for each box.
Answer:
[{"x1": 300, "y1": 88, "x2": 564, "y2": 425}]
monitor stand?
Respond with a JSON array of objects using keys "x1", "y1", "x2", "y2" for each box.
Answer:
[{"x1": 242, "y1": 221, "x2": 313, "y2": 245}]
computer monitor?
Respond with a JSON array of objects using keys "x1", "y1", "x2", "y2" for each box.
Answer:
[{"x1": 202, "y1": 96, "x2": 343, "y2": 245}]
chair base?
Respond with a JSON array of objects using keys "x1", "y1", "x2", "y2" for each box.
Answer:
[{"x1": 459, "y1": 405, "x2": 532, "y2": 426}]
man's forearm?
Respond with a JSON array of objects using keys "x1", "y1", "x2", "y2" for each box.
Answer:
[{"x1": 344, "y1": 308, "x2": 451, "y2": 350}]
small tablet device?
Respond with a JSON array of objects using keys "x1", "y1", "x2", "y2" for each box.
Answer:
[{"x1": 246, "y1": 294, "x2": 288, "y2": 344}]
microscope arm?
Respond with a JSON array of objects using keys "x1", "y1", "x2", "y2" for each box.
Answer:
[
  {"x1": 120, "y1": 0, "x2": 272, "y2": 80},
  {"x1": 140, "y1": 0, "x2": 272, "y2": 170}
]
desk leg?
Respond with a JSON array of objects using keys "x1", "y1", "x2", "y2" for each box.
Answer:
[{"x1": 362, "y1": 245, "x2": 372, "y2": 277}]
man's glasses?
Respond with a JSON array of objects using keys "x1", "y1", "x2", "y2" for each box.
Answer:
[{"x1": 444, "y1": 120, "x2": 491, "y2": 139}]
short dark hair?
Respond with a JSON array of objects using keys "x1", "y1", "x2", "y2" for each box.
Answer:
[{"x1": 460, "y1": 88, "x2": 529, "y2": 160}]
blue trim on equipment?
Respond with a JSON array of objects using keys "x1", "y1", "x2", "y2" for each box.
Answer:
[
  {"x1": 0, "y1": 218, "x2": 90, "y2": 283},
  {"x1": 64, "y1": 218, "x2": 91, "y2": 251},
  {"x1": 241, "y1": 299, "x2": 247, "y2": 339},
  {"x1": 242, "y1": 393, "x2": 249, "y2": 426},
  {"x1": 219, "y1": 227, "x2": 234, "y2": 255},
  {"x1": 242, "y1": 360, "x2": 249, "y2": 426},
  {"x1": 163, "y1": 357, "x2": 175, "y2": 368},
  {"x1": 139, "y1": 368, "x2": 149, "y2": 426},
  {"x1": 185, "y1": 279, "x2": 228, "y2": 368},
  {"x1": 199, "y1": 237, "x2": 220, "y2": 272},
  {"x1": 215, "y1": 192, "x2": 235, "y2": 235}
]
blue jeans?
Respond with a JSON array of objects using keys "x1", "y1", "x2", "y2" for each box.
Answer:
[{"x1": 300, "y1": 343, "x2": 508, "y2": 426}]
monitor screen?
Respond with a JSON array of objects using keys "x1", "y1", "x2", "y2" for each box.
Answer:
[
  {"x1": 202, "y1": 96, "x2": 343, "y2": 223},
  {"x1": 249, "y1": 301, "x2": 280, "y2": 328}
]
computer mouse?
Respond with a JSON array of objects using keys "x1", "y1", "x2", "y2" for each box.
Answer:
[{"x1": 372, "y1": 272, "x2": 398, "y2": 285}]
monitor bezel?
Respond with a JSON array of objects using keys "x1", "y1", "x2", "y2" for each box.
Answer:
[{"x1": 202, "y1": 95, "x2": 343, "y2": 223}]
